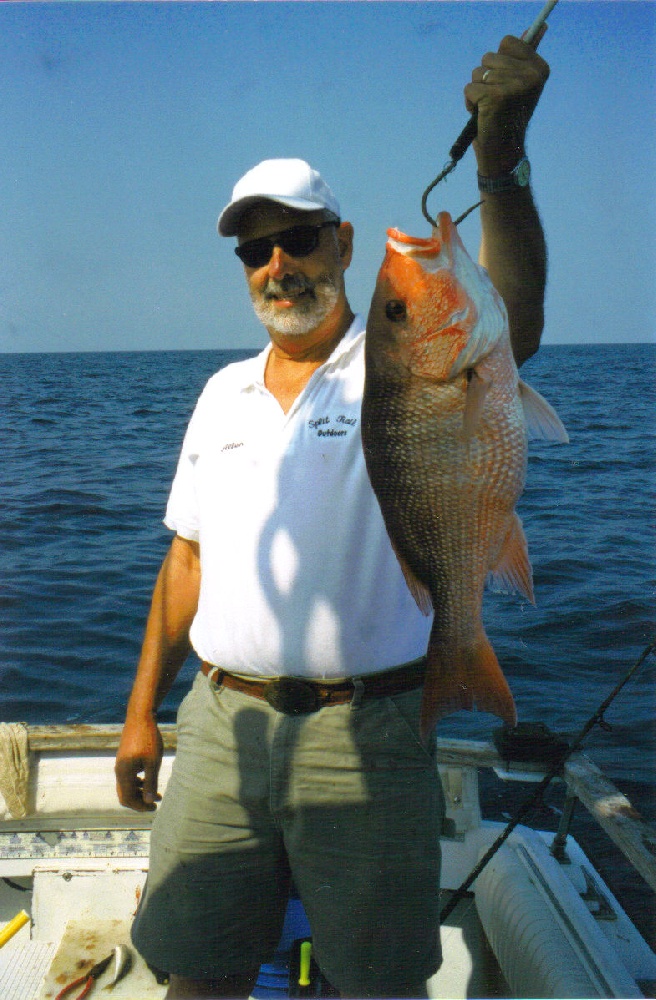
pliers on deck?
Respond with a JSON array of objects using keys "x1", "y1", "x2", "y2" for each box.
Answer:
[{"x1": 55, "y1": 944, "x2": 132, "y2": 999}]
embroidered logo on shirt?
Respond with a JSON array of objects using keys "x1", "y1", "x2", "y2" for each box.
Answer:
[
  {"x1": 221, "y1": 441, "x2": 245, "y2": 452},
  {"x1": 308, "y1": 415, "x2": 358, "y2": 438}
]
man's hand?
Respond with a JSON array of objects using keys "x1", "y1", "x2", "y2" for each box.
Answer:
[
  {"x1": 115, "y1": 712, "x2": 164, "y2": 812},
  {"x1": 465, "y1": 34, "x2": 550, "y2": 173}
]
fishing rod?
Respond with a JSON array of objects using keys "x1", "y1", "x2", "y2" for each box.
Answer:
[
  {"x1": 440, "y1": 637, "x2": 656, "y2": 924},
  {"x1": 422, "y1": 0, "x2": 560, "y2": 227}
]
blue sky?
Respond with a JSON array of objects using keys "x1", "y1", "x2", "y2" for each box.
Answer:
[{"x1": 2, "y1": 1, "x2": 654, "y2": 353}]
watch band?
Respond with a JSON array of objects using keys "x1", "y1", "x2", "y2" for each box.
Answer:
[{"x1": 478, "y1": 157, "x2": 531, "y2": 194}]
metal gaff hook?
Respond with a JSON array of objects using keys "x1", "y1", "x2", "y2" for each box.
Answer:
[{"x1": 421, "y1": 0, "x2": 560, "y2": 227}]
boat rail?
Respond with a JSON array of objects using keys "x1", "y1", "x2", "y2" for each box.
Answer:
[{"x1": 9, "y1": 723, "x2": 656, "y2": 894}]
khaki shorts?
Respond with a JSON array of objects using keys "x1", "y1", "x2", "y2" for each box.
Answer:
[{"x1": 132, "y1": 671, "x2": 444, "y2": 996}]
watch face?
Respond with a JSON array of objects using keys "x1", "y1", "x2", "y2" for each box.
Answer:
[{"x1": 515, "y1": 158, "x2": 531, "y2": 186}]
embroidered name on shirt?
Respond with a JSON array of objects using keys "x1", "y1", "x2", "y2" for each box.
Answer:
[
  {"x1": 221, "y1": 441, "x2": 245, "y2": 452},
  {"x1": 308, "y1": 414, "x2": 358, "y2": 438}
]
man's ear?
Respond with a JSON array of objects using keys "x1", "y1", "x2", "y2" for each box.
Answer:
[{"x1": 337, "y1": 222, "x2": 354, "y2": 271}]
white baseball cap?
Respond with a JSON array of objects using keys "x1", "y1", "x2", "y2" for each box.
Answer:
[{"x1": 218, "y1": 158, "x2": 341, "y2": 237}]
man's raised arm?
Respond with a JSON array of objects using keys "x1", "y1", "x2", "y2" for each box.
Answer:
[{"x1": 466, "y1": 34, "x2": 550, "y2": 366}]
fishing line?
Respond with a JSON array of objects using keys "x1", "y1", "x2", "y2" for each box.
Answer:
[
  {"x1": 422, "y1": 0, "x2": 560, "y2": 228},
  {"x1": 440, "y1": 637, "x2": 656, "y2": 924}
]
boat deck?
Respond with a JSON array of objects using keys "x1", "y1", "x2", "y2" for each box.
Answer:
[
  {"x1": 1, "y1": 726, "x2": 655, "y2": 999},
  {"x1": 0, "y1": 875, "x2": 509, "y2": 999}
]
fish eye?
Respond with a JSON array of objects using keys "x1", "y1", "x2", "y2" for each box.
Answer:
[{"x1": 385, "y1": 299, "x2": 406, "y2": 322}]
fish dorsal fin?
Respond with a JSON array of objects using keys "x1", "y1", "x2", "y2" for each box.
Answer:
[
  {"x1": 391, "y1": 541, "x2": 433, "y2": 616},
  {"x1": 462, "y1": 368, "x2": 491, "y2": 440},
  {"x1": 519, "y1": 379, "x2": 569, "y2": 443},
  {"x1": 487, "y1": 513, "x2": 535, "y2": 605}
]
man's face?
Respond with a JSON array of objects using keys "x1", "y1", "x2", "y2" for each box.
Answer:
[{"x1": 237, "y1": 204, "x2": 347, "y2": 338}]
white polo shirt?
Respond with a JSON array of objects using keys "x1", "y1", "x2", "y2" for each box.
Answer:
[{"x1": 165, "y1": 315, "x2": 432, "y2": 678}]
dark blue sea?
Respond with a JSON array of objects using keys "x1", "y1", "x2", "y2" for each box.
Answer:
[{"x1": 1, "y1": 343, "x2": 654, "y2": 941}]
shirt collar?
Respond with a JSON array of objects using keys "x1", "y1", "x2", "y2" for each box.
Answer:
[{"x1": 241, "y1": 314, "x2": 365, "y2": 392}]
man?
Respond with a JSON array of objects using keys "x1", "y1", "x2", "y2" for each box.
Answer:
[{"x1": 116, "y1": 36, "x2": 549, "y2": 1000}]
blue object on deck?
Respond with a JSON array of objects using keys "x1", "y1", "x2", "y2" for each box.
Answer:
[{"x1": 252, "y1": 897, "x2": 312, "y2": 998}]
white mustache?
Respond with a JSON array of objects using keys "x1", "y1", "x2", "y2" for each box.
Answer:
[{"x1": 264, "y1": 275, "x2": 314, "y2": 299}]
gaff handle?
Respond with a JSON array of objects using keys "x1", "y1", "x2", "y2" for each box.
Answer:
[{"x1": 449, "y1": 115, "x2": 479, "y2": 167}]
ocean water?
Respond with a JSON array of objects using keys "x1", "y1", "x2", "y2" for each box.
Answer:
[{"x1": 1, "y1": 342, "x2": 654, "y2": 941}]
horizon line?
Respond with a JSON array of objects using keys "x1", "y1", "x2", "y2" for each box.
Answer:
[{"x1": 2, "y1": 340, "x2": 655, "y2": 358}]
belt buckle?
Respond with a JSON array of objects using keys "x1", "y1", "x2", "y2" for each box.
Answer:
[{"x1": 264, "y1": 678, "x2": 321, "y2": 715}]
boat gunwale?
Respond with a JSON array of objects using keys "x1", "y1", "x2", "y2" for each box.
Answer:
[{"x1": 5, "y1": 724, "x2": 656, "y2": 894}]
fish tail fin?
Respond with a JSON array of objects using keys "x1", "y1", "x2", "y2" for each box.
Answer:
[{"x1": 420, "y1": 636, "x2": 517, "y2": 740}]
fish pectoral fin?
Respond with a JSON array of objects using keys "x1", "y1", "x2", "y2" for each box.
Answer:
[
  {"x1": 519, "y1": 379, "x2": 569, "y2": 443},
  {"x1": 487, "y1": 513, "x2": 535, "y2": 605},
  {"x1": 392, "y1": 543, "x2": 433, "y2": 616},
  {"x1": 420, "y1": 637, "x2": 517, "y2": 739},
  {"x1": 462, "y1": 368, "x2": 491, "y2": 440}
]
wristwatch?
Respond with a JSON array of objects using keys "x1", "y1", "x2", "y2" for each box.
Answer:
[{"x1": 477, "y1": 157, "x2": 531, "y2": 194}]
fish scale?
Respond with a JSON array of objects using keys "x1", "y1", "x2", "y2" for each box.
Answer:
[{"x1": 362, "y1": 213, "x2": 568, "y2": 737}]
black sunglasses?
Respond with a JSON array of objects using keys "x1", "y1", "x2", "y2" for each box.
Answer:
[{"x1": 235, "y1": 220, "x2": 340, "y2": 269}]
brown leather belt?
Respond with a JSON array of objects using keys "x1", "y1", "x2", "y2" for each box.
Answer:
[{"x1": 200, "y1": 658, "x2": 426, "y2": 716}]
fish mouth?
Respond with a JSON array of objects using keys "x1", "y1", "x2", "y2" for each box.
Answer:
[
  {"x1": 386, "y1": 228, "x2": 441, "y2": 257},
  {"x1": 387, "y1": 228, "x2": 440, "y2": 250},
  {"x1": 385, "y1": 227, "x2": 451, "y2": 275},
  {"x1": 386, "y1": 213, "x2": 454, "y2": 251}
]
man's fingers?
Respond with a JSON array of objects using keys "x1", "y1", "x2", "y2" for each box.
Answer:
[
  {"x1": 523, "y1": 23, "x2": 548, "y2": 49},
  {"x1": 498, "y1": 33, "x2": 549, "y2": 61},
  {"x1": 141, "y1": 761, "x2": 162, "y2": 806},
  {"x1": 115, "y1": 717, "x2": 164, "y2": 812},
  {"x1": 470, "y1": 36, "x2": 550, "y2": 89},
  {"x1": 115, "y1": 758, "x2": 160, "y2": 812}
]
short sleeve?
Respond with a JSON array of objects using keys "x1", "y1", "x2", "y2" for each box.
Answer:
[{"x1": 163, "y1": 396, "x2": 206, "y2": 542}]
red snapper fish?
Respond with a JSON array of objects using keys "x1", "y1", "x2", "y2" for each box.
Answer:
[{"x1": 362, "y1": 212, "x2": 568, "y2": 738}]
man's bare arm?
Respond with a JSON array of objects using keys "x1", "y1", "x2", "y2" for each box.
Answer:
[
  {"x1": 478, "y1": 191, "x2": 546, "y2": 367},
  {"x1": 115, "y1": 534, "x2": 201, "y2": 812},
  {"x1": 466, "y1": 35, "x2": 550, "y2": 366}
]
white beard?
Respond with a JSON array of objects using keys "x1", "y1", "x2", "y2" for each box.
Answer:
[{"x1": 250, "y1": 273, "x2": 341, "y2": 337}]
